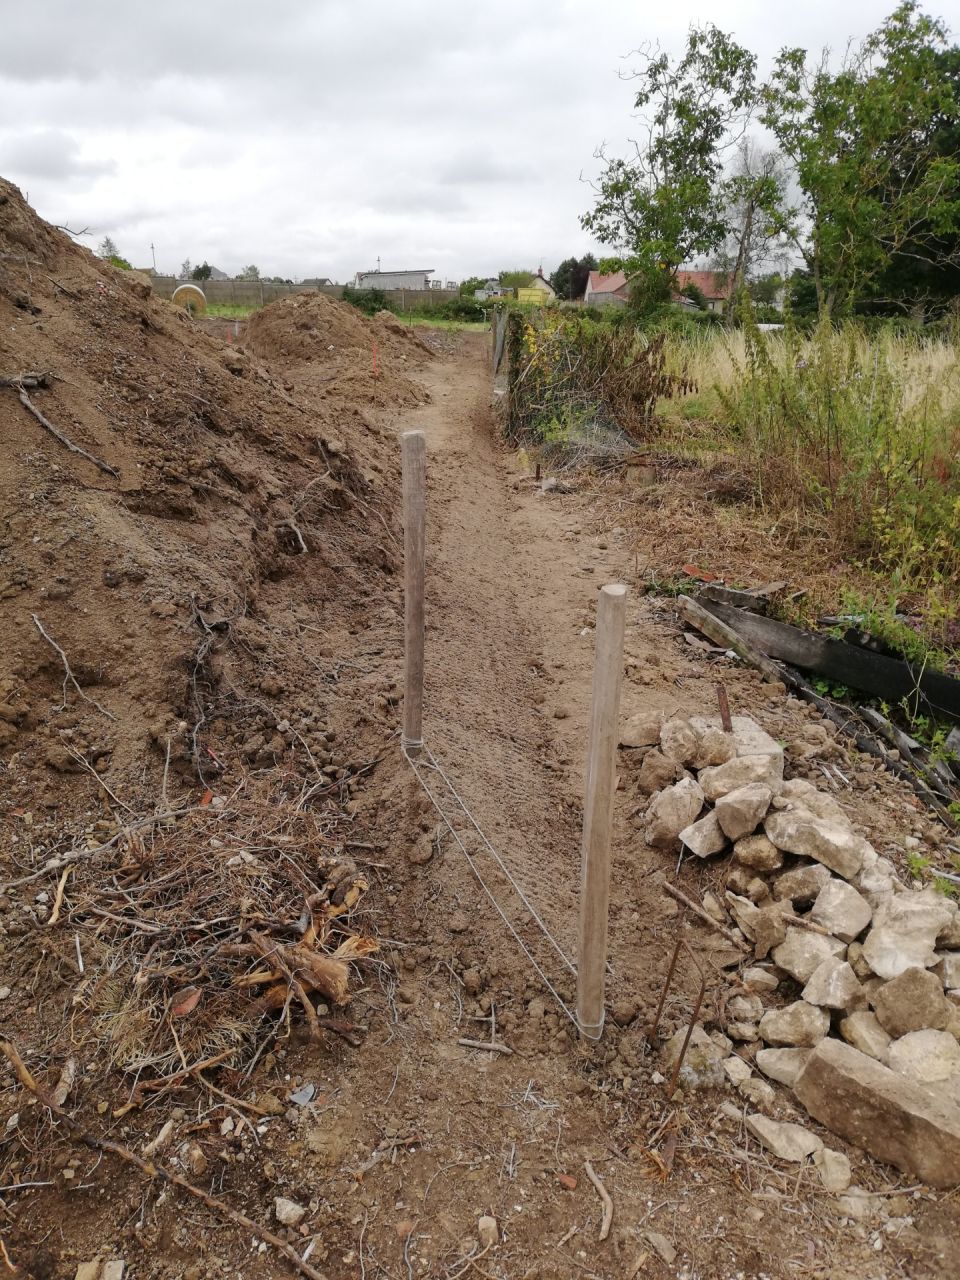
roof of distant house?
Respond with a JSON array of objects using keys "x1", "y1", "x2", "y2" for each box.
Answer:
[
  {"x1": 674, "y1": 269, "x2": 731, "y2": 299},
  {"x1": 585, "y1": 270, "x2": 628, "y2": 295},
  {"x1": 358, "y1": 268, "x2": 435, "y2": 276}
]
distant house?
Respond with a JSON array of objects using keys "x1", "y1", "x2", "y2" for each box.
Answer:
[
  {"x1": 673, "y1": 269, "x2": 732, "y2": 314},
  {"x1": 517, "y1": 267, "x2": 557, "y2": 306},
  {"x1": 302, "y1": 277, "x2": 333, "y2": 287},
  {"x1": 208, "y1": 265, "x2": 230, "y2": 281},
  {"x1": 583, "y1": 270, "x2": 630, "y2": 307},
  {"x1": 354, "y1": 268, "x2": 434, "y2": 290},
  {"x1": 474, "y1": 278, "x2": 507, "y2": 300}
]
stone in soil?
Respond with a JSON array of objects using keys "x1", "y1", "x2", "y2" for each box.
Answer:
[
  {"x1": 886, "y1": 1029, "x2": 960, "y2": 1095},
  {"x1": 645, "y1": 777, "x2": 704, "y2": 847},
  {"x1": 477, "y1": 1216, "x2": 499, "y2": 1249},
  {"x1": 692, "y1": 725, "x2": 736, "y2": 768},
  {"x1": 809, "y1": 879, "x2": 872, "y2": 943},
  {"x1": 275, "y1": 1197, "x2": 307, "y2": 1227},
  {"x1": 715, "y1": 783, "x2": 774, "y2": 841},
  {"x1": 739, "y1": 1077, "x2": 776, "y2": 1108},
  {"x1": 637, "y1": 748, "x2": 684, "y2": 795},
  {"x1": 734, "y1": 833, "x2": 783, "y2": 872},
  {"x1": 723, "y1": 1055, "x2": 753, "y2": 1085},
  {"x1": 741, "y1": 966, "x2": 779, "y2": 993},
  {"x1": 771, "y1": 927, "x2": 846, "y2": 984},
  {"x1": 755, "y1": 1047, "x2": 812, "y2": 1087},
  {"x1": 679, "y1": 809, "x2": 727, "y2": 857},
  {"x1": 619, "y1": 712, "x2": 663, "y2": 748},
  {"x1": 727, "y1": 1021, "x2": 761, "y2": 1042},
  {"x1": 659, "y1": 717, "x2": 701, "y2": 766},
  {"x1": 759, "y1": 1000, "x2": 830, "y2": 1048},
  {"x1": 794, "y1": 1037, "x2": 960, "y2": 1187},
  {"x1": 813, "y1": 1147, "x2": 852, "y2": 1193},
  {"x1": 839, "y1": 1010, "x2": 892, "y2": 1062},
  {"x1": 700, "y1": 754, "x2": 784, "y2": 802},
  {"x1": 662, "y1": 1025, "x2": 725, "y2": 1090},
  {"x1": 862, "y1": 888, "x2": 956, "y2": 980},
  {"x1": 801, "y1": 957, "x2": 865, "y2": 1011},
  {"x1": 764, "y1": 812, "x2": 871, "y2": 880},
  {"x1": 773, "y1": 862, "x2": 832, "y2": 908},
  {"x1": 745, "y1": 1113, "x2": 823, "y2": 1161},
  {"x1": 728, "y1": 994, "x2": 764, "y2": 1023},
  {"x1": 872, "y1": 966, "x2": 950, "y2": 1037},
  {"x1": 934, "y1": 951, "x2": 960, "y2": 991}
]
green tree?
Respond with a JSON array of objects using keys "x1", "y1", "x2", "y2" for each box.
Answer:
[
  {"x1": 581, "y1": 24, "x2": 758, "y2": 285},
  {"x1": 97, "y1": 236, "x2": 118, "y2": 259},
  {"x1": 179, "y1": 258, "x2": 192, "y2": 280},
  {"x1": 459, "y1": 275, "x2": 488, "y2": 297},
  {"x1": 191, "y1": 261, "x2": 212, "y2": 280},
  {"x1": 549, "y1": 254, "x2": 598, "y2": 300},
  {"x1": 238, "y1": 264, "x2": 260, "y2": 281},
  {"x1": 498, "y1": 269, "x2": 534, "y2": 292},
  {"x1": 760, "y1": 2, "x2": 960, "y2": 316}
]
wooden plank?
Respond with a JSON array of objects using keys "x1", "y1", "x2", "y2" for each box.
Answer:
[
  {"x1": 698, "y1": 599, "x2": 960, "y2": 724},
  {"x1": 673, "y1": 595, "x2": 785, "y2": 685},
  {"x1": 401, "y1": 431, "x2": 426, "y2": 751}
]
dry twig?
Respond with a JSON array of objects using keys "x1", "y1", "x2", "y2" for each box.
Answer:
[
  {"x1": 31, "y1": 613, "x2": 117, "y2": 721},
  {"x1": 7, "y1": 376, "x2": 118, "y2": 476},
  {"x1": 583, "y1": 1160, "x2": 613, "y2": 1241}
]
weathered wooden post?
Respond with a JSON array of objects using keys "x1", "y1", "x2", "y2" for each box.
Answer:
[
  {"x1": 576, "y1": 583, "x2": 627, "y2": 1040},
  {"x1": 401, "y1": 430, "x2": 426, "y2": 754}
]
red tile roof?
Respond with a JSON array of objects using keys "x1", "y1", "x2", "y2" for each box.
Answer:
[
  {"x1": 585, "y1": 270, "x2": 628, "y2": 295},
  {"x1": 674, "y1": 270, "x2": 732, "y2": 300}
]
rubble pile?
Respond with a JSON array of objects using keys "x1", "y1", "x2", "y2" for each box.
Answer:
[{"x1": 623, "y1": 711, "x2": 960, "y2": 1188}]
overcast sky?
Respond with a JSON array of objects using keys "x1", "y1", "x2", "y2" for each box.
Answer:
[{"x1": 0, "y1": 1, "x2": 929, "y2": 282}]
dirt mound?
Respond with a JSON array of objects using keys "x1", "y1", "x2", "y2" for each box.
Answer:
[
  {"x1": 243, "y1": 290, "x2": 435, "y2": 369},
  {"x1": 0, "y1": 178, "x2": 412, "y2": 809}
]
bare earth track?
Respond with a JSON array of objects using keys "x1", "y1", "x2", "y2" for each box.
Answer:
[{"x1": 2, "y1": 220, "x2": 958, "y2": 1278}]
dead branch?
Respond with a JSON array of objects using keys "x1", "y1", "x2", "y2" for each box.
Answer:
[
  {"x1": 11, "y1": 380, "x2": 118, "y2": 476},
  {"x1": 0, "y1": 1038, "x2": 327, "y2": 1280},
  {"x1": 457, "y1": 1037, "x2": 513, "y2": 1055},
  {"x1": 583, "y1": 1160, "x2": 613, "y2": 1241},
  {"x1": 661, "y1": 882, "x2": 749, "y2": 950},
  {"x1": 31, "y1": 613, "x2": 117, "y2": 721}
]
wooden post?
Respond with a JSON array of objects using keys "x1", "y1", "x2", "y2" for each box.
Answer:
[
  {"x1": 576, "y1": 583, "x2": 627, "y2": 1040},
  {"x1": 401, "y1": 430, "x2": 426, "y2": 753}
]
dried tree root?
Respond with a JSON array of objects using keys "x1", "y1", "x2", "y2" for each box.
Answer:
[
  {"x1": 8, "y1": 378, "x2": 118, "y2": 476},
  {"x1": 31, "y1": 613, "x2": 117, "y2": 721},
  {"x1": 583, "y1": 1160, "x2": 613, "y2": 1241},
  {"x1": 0, "y1": 1038, "x2": 326, "y2": 1280}
]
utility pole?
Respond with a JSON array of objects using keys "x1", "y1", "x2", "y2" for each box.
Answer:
[{"x1": 150, "y1": 243, "x2": 156, "y2": 271}]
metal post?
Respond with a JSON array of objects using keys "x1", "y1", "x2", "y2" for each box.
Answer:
[
  {"x1": 401, "y1": 431, "x2": 426, "y2": 754},
  {"x1": 576, "y1": 583, "x2": 627, "y2": 1040}
]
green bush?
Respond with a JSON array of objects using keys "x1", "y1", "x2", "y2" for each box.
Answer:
[{"x1": 342, "y1": 285, "x2": 392, "y2": 315}]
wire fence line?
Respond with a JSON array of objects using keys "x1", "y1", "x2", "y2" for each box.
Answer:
[{"x1": 402, "y1": 741, "x2": 585, "y2": 1033}]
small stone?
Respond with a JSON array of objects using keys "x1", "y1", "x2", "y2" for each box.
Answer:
[
  {"x1": 448, "y1": 910, "x2": 470, "y2": 934},
  {"x1": 755, "y1": 1047, "x2": 812, "y2": 1087},
  {"x1": 275, "y1": 1197, "x2": 307, "y2": 1227},
  {"x1": 611, "y1": 999, "x2": 638, "y2": 1027},
  {"x1": 716, "y1": 784, "x2": 774, "y2": 841},
  {"x1": 810, "y1": 880, "x2": 872, "y2": 944},
  {"x1": 692, "y1": 726, "x2": 736, "y2": 768},
  {"x1": 723, "y1": 1055, "x2": 753, "y2": 1085},
  {"x1": 814, "y1": 1148, "x2": 852, "y2": 1193},
  {"x1": 727, "y1": 1021, "x2": 760, "y2": 1042},
  {"x1": 764, "y1": 812, "x2": 871, "y2": 879},
  {"x1": 745, "y1": 1114, "x2": 823, "y2": 1162},
  {"x1": 801, "y1": 958, "x2": 865, "y2": 1011},
  {"x1": 773, "y1": 863, "x2": 832, "y2": 907},
  {"x1": 663, "y1": 1025, "x2": 725, "y2": 1090},
  {"x1": 700, "y1": 754, "x2": 783, "y2": 802},
  {"x1": 872, "y1": 967, "x2": 949, "y2": 1037},
  {"x1": 74, "y1": 1265, "x2": 102, "y2": 1280},
  {"x1": 477, "y1": 1216, "x2": 499, "y2": 1249},
  {"x1": 643, "y1": 1231, "x2": 676, "y2": 1266},
  {"x1": 101, "y1": 1263, "x2": 124, "y2": 1280},
  {"x1": 637, "y1": 749, "x2": 682, "y2": 795},
  {"x1": 752, "y1": 904, "x2": 789, "y2": 959},
  {"x1": 645, "y1": 777, "x2": 704, "y2": 848},
  {"x1": 734, "y1": 833, "x2": 783, "y2": 872},
  {"x1": 862, "y1": 889, "x2": 955, "y2": 980},
  {"x1": 887, "y1": 1029, "x2": 960, "y2": 1096},
  {"x1": 935, "y1": 952, "x2": 960, "y2": 991},
  {"x1": 729, "y1": 994, "x2": 764, "y2": 1022},
  {"x1": 619, "y1": 712, "x2": 663, "y2": 748},
  {"x1": 847, "y1": 941, "x2": 873, "y2": 980},
  {"x1": 835, "y1": 1189, "x2": 880, "y2": 1220},
  {"x1": 679, "y1": 809, "x2": 727, "y2": 858},
  {"x1": 739, "y1": 1077, "x2": 776, "y2": 1108},
  {"x1": 256, "y1": 1091, "x2": 286, "y2": 1116},
  {"x1": 659, "y1": 717, "x2": 701, "y2": 765},
  {"x1": 742, "y1": 967, "x2": 779, "y2": 993},
  {"x1": 702, "y1": 891, "x2": 727, "y2": 923},
  {"x1": 839, "y1": 1011, "x2": 892, "y2": 1061},
  {"x1": 759, "y1": 1001, "x2": 830, "y2": 1048},
  {"x1": 771, "y1": 928, "x2": 846, "y2": 983}
]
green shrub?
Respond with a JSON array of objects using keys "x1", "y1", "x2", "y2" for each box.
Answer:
[{"x1": 342, "y1": 285, "x2": 392, "y2": 315}]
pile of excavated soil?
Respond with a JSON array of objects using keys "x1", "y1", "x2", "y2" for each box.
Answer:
[
  {"x1": 243, "y1": 291, "x2": 434, "y2": 369},
  {"x1": 0, "y1": 179, "x2": 419, "y2": 815}
]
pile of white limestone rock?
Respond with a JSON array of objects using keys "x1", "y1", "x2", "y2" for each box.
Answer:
[{"x1": 620, "y1": 711, "x2": 960, "y2": 1189}]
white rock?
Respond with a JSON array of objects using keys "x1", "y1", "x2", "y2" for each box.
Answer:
[
  {"x1": 727, "y1": 1021, "x2": 761, "y2": 1042},
  {"x1": 814, "y1": 1148, "x2": 852, "y2": 1193},
  {"x1": 700, "y1": 754, "x2": 783, "y2": 802},
  {"x1": 660, "y1": 717, "x2": 701, "y2": 765},
  {"x1": 861, "y1": 890, "x2": 955, "y2": 980},
  {"x1": 742, "y1": 966, "x2": 779, "y2": 993},
  {"x1": 772, "y1": 928, "x2": 846, "y2": 983},
  {"x1": 755, "y1": 1047, "x2": 812, "y2": 1087},
  {"x1": 810, "y1": 880, "x2": 872, "y2": 943},
  {"x1": 872, "y1": 966, "x2": 949, "y2": 1037},
  {"x1": 619, "y1": 712, "x2": 663, "y2": 748},
  {"x1": 773, "y1": 863, "x2": 832, "y2": 907},
  {"x1": 275, "y1": 1197, "x2": 307, "y2": 1227},
  {"x1": 101, "y1": 1266, "x2": 124, "y2": 1280},
  {"x1": 764, "y1": 812, "x2": 871, "y2": 880},
  {"x1": 739, "y1": 1077, "x2": 776, "y2": 1108},
  {"x1": 935, "y1": 952, "x2": 960, "y2": 990},
  {"x1": 745, "y1": 1113, "x2": 823, "y2": 1162},
  {"x1": 679, "y1": 809, "x2": 727, "y2": 858},
  {"x1": 692, "y1": 725, "x2": 736, "y2": 768},
  {"x1": 723, "y1": 1055, "x2": 753, "y2": 1085},
  {"x1": 477, "y1": 1216, "x2": 499, "y2": 1249},
  {"x1": 801, "y1": 958, "x2": 865, "y2": 1011},
  {"x1": 887, "y1": 1029, "x2": 960, "y2": 1096},
  {"x1": 645, "y1": 777, "x2": 704, "y2": 847},
  {"x1": 759, "y1": 1000, "x2": 830, "y2": 1047},
  {"x1": 778, "y1": 779, "x2": 850, "y2": 825},
  {"x1": 728, "y1": 994, "x2": 764, "y2": 1022},
  {"x1": 715, "y1": 783, "x2": 774, "y2": 841},
  {"x1": 839, "y1": 1010, "x2": 892, "y2": 1061}
]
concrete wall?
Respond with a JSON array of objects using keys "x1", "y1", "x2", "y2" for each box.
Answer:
[
  {"x1": 356, "y1": 271, "x2": 433, "y2": 290},
  {"x1": 149, "y1": 277, "x2": 459, "y2": 310}
]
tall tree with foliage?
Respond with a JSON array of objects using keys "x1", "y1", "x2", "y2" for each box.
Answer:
[
  {"x1": 712, "y1": 140, "x2": 790, "y2": 316},
  {"x1": 238, "y1": 264, "x2": 261, "y2": 281},
  {"x1": 549, "y1": 254, "x2": 598, "y2": 300},
  {"x1": 498, "y1": 269, "x2": 534, "y2": 291},
  {"x1": 191, "y1": 261, "x2": 213, "y2": 280},
  {"x1": 459, "y1": 275, "x2": 488, "y2": 297},
  {"x1": 581, "y1": 24, "x2": 758, "y2": 288},
  {"x1": 760, "y1": 2, "x2": 960, "y2": 316}
]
